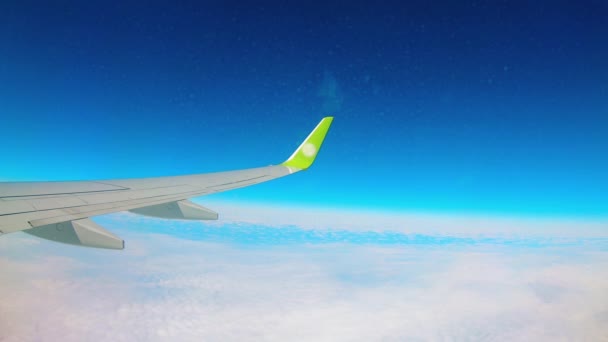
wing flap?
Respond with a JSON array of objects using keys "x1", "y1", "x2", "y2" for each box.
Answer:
[{"x1": 0, "y1": 181, "x2": 127, "y2": 198}]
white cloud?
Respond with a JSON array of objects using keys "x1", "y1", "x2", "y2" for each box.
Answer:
[{"x1": 1, "y1": 208, "x2": 608, "y2": 341}]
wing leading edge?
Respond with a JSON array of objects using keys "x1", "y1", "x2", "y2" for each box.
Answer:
[{"x1": 0, "y1": 117, "x2": 334, "y2": 249}]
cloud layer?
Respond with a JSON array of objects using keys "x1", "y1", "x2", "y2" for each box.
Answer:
[{"x1": 1, "y1": 209, "x2": 608, "y2": 341}]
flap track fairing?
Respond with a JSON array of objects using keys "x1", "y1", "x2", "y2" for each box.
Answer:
[
  {"x1": 129, "y1": 200, "x2": 218, "y2": 220},
  {"x1": 24, "y1": 218, "x2": 124, "y2": 250}
]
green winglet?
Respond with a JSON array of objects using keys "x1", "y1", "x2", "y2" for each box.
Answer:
[{"x1": 282, "y1": 117, "x2": 334, "y2": 170}]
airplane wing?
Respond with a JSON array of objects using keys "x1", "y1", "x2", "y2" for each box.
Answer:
[{"x1": 0, "y1": 117, "x2": 333, "y2": 250}]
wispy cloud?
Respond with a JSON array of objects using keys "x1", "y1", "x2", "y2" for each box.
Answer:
[{"x1": 318, "y1": 71, "x2": 343, "y2": 115}]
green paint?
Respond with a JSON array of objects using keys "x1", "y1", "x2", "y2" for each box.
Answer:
[{"x1": 282, "y1": 117, "x2": 334, "y2": 170}]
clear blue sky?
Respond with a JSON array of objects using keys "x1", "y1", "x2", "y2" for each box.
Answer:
[{"x1": 1, "y1": 1, "x2": 606, "y2": 217}]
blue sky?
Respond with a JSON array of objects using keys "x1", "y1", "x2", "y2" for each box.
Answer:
[{"x1": 1, "y1": 1, "x2": 607, "y2": 217}]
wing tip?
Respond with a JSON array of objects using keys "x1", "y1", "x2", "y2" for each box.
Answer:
[{"x1": 281, "y1": 116, "x2": 334, "y2": 170}]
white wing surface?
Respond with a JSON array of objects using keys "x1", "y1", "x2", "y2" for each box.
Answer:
[{"x1": 0, "y1": 117, "x2": 334, "y2": 249}]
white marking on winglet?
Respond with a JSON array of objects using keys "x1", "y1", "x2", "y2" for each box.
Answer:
[{"x1": 302, "y1": 143, "x2": 317, "y2": 157}]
